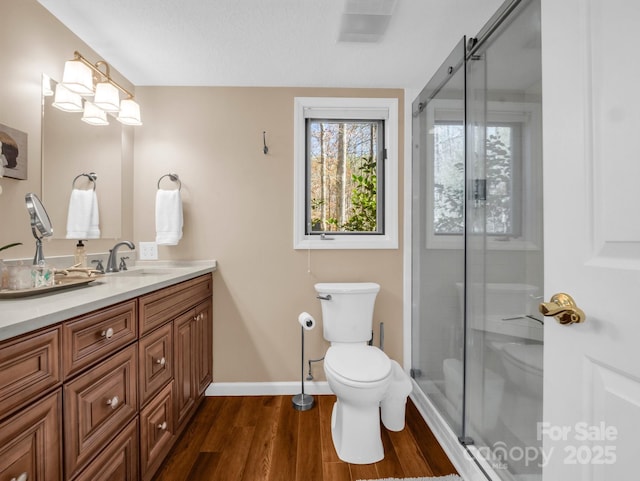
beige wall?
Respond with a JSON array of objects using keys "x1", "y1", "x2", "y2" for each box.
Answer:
[
  {"x1": 0, "y1": 0, "x2": 133, "y2": 260},
  {"x1": 1, "y1": 0, "x2": 406, "y2": 385},
  {"x1": 133, "y1": 87, "x2": 404, "y2": 382}
]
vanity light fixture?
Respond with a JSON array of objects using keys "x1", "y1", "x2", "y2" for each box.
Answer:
[
  {"x1": 117, "y1": 98, "x2": 142, "y2": 126},
  {"x1": 93, "y1": 82, "x2": 120, "y2": 112},
  {"x1": 81, "y1": 101, "x2": 109, "y2": 126},
  {"x1": 59, "y1": 51, "x2": 142, "y2": 126},
  {"x1": 51, "y1": 83, "x2": 84, "y2": 112},
  {"x1": 61, "y1": 57, "x2": 94, "y2": 95}
]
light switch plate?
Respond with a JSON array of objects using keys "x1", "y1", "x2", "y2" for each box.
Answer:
[{"x1": 139, "y1": 241, "x2": 158, "y2": 260}]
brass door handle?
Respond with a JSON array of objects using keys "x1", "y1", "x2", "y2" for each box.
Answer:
[{"x1": 539, "y1": 293, "x2": 586, "y2": 325}]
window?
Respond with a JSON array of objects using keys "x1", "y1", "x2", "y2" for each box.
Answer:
[
  {"x1": 434, "y1": 122, "x2": 523, "y2": 236},
  {"x1": 426, "y1": 100, "x2": 541, "y2": 250},
  {"x1": 307, "y1": 119, "x2": 384, "y2": 234},
  {"x1": 294, "y1": 97, "x2": 398, "y2": 249}
]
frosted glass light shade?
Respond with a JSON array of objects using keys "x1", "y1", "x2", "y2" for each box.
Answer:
[
  {"x1": 51, "y1": 84, "x2": 83, "y2": 112},
  {"x1": 94, "y1": 82, "x2": 120, "y2": 111},
  {"x1": 117, "y1": 99, "x2": 142, "y2": 125},
  {"x1": 81, "y1": 101, "x2": 109, "y2": 126},
  {"x1": 61, "y1": 60, "x2": 94, "y2": 95}
]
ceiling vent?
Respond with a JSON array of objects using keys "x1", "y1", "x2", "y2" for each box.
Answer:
[{"x1": 338, "y1": 0, "x2": 399, "y2": 43}]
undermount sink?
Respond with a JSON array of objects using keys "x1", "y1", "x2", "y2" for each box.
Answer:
[{"x1": 110, "y1": 268, "x2": 176, "y2": 277}]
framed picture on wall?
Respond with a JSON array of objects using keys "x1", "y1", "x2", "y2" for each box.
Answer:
[{"x1": 0, "y1": 123, "x2": 28, "y2": 180}]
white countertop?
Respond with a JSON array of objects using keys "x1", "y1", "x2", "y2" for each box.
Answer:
[{"x1": 0, "y1": 260, "x2": 217, "y2": 342}]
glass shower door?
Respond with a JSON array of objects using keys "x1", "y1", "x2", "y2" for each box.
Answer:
[
  {"x1": 464, "y1": 0, "x2": 543, "y2": 478},
  {"x1": 411, "y1": 38, "x2": 467, "y2": 437}
]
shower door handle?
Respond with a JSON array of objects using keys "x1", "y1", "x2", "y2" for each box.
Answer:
[{"x1": 539, "y1": 293, "x2": 586, "y2": 325}]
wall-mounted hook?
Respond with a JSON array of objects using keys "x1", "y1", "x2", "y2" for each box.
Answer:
[{"x1": 263, "y1": 131, "x2": 269, "y2": 155}]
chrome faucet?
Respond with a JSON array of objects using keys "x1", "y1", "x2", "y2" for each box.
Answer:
[{"x1": 106, "y1": 241, "x2": 136, "y2": 273}]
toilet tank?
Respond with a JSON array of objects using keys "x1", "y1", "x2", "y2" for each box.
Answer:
[{"x1": 314, "y1": 282, "x2": 380, "y2": 343}]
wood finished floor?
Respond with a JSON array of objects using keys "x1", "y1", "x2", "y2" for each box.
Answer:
[{"x1": 153, "y1": 395, "x2": 457, "y2": 481}]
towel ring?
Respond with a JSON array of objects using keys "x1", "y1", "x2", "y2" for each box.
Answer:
[
  {"x1": 157, "y1": 173, "x2": 181, "y2": 191},
  {"x1": 72, "y1": 172, "x2": 97, "y2": 190}
]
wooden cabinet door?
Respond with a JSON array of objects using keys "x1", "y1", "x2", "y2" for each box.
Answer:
[
  {"x1": 173, "y1": 298, "x2": 213, "y2": 433},
  {"x1": 195, "y1": 300, "x2": 212, "y2": 396},
  {"x1": 173, "y1": 309, "x2": 195, "y2": 431},
  {"x1": 0, "y1": 390, "x2": 62, "y2": 481}
]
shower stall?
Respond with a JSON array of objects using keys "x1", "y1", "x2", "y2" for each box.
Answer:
[{"x1": 411, "y1": 0, "x2": 543, "y2": 479}]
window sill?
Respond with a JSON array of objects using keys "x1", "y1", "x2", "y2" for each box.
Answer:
[{"x1": 294, "y1": 235, "x2": 398, "y2": 250}]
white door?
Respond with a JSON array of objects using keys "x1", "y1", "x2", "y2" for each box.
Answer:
[{"x1": 541, "y1": 0, "x2": 640, "y2": 479}]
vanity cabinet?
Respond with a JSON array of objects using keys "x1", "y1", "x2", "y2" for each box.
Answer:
[
  {"x1": 0, "y1": 272, "x2": 213, "y2": 481},
  {"x1": 137, "y1": 274, "x2": 212, "y2": 479}
]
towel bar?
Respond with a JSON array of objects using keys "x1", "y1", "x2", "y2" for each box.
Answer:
[
  {"x1": 157, "y1": 173, "x2": 181, "y2": 191},
  {"x1": 72, "y1": 172, "x2": 97, "y2": 190}
]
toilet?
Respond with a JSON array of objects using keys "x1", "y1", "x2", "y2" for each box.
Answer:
[
  {"x1": 500, "y1": 342, "x2": 543, "y2": 398},
  {"x1": 315, "y1": 282, "x2": 412, "y2": 464}
]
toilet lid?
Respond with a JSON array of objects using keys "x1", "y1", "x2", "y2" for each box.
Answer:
[{"x1": 325, "y1": 345, "x2": 391, "y2": 382}]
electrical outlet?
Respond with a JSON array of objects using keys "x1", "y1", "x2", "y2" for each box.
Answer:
[{"x1": 139, "y1": 241, "x2": 158, "y2": 260}]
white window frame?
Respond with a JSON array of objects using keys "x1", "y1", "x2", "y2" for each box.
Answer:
[
  {"x1": 293, "y1": 97, "x2": 398, "y2": 250},
  {"x1": 426, "y1": 99, "x2": 542, "y2": 251}
]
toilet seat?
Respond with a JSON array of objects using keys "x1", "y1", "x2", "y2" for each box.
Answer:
[
  {"x1": 325, "y1": 345, "x2": 391, "y2": 384},
  {"x1": 502, "y1": 343, "x2": 543, "y2": 376}
]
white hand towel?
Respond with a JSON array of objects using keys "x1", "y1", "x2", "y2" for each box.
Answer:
[
  {"x1": 155, "y1": 189, "x2": 183, "y2": 245},
  {"x1": 66, "y1": 189, "x2": 100, "y2": 239}
]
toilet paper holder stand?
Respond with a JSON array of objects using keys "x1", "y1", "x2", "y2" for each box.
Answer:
[{"x1": 292, "y1": 314, "x2": 316, "y2": 411}]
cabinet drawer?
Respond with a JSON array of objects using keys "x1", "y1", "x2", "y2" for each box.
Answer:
[
  {"x1": 0, "y1": 327, "x2": 61, "y2": 419},
  {"x1": 63, "y1": 300, "x2": 137, "y2": 379},
  {"x1": 64, "y1": 345, "x2": 137, "y2": 478},
  {"x1": 139, "y1": 323, "x2": 173, "y2": 407},
  {"x1": 140, "y1": 381, "x2": 175, "y2": 481},
  {"x1": 139, "y1": 274, "x2": 212, "y2": 335},
  {"x1": 0, "y1": 390, "x2": 62, "y2": 481},
  {"x1": 73, "y1": 418, "x2": 139, "y2": 481}
]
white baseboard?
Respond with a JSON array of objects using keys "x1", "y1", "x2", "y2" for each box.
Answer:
[
  {"x1": 410, "y1": 379, "x2": 493, "y2": 481},
  {"x1": 205, "y1": 381, "x2": 332, "y2": 397}
]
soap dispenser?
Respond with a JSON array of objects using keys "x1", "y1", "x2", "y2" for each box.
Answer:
[{"x1": 75, "y1": 240, "x2": 87, "y2": 267}]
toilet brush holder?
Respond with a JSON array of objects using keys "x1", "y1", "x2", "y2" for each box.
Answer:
[{"x1": 293, "y1": 313, "x2": 316, "y2": 411}]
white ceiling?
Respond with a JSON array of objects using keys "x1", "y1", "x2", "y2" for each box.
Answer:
[{"x1": 37, "y1": 0, "x2": 504, "y2": 90}]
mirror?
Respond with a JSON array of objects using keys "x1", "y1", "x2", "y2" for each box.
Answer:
[
  {"x1": 25, "y1": 192, "x2": 53, "y2": 264},
  {"x1": 41, "y1": 75, "x2": 122, "y2": 239}
]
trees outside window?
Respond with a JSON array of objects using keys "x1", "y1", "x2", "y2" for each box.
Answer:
[
  {"x1": 307, "y1": 120, "x2": 383, "y2": 234},
  {"x1": 433, "y1": 122, "x2": 521, "y2": 237}
]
